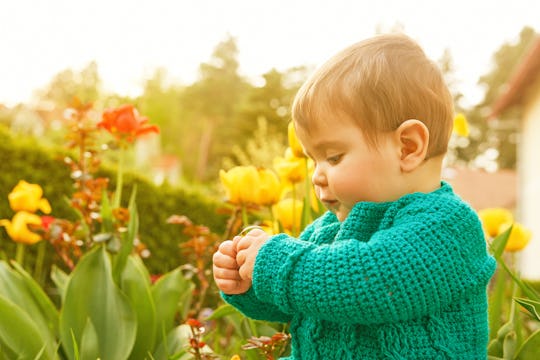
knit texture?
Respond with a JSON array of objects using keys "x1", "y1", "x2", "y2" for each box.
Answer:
[{"x1": 223, "y1": 182, "x2": 496, "y2": 359}]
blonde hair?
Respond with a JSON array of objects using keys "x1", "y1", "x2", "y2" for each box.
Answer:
[{"x1": 292, "y1": 33, "x2": 454, "y2": 157}]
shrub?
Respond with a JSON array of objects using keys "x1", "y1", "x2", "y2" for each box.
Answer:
[{"x1": 0, "y1": 124, "x2": 227, "y2": 275}]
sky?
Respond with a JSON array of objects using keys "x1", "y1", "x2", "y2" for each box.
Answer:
[{"x1": 1, "y1": 0, "x2": 539, "y2": 108}]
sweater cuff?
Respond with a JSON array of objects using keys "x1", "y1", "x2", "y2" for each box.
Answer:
[
  {"x1": 221, "y1": 287, "x2": 259, "y2": 309},
  {"x1": 252, "y1": 233, "x2": 314, "y2": 314}
]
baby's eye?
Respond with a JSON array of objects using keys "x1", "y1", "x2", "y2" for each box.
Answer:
[{"x1": 327, "y1": 154, "x2": 342, "y2": 164}]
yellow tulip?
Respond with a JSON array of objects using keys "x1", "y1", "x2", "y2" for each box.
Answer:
[
  {"x1": 230, "y1": 356, "x2": 242, "y2": 360},
  {"x1": 453, "y1": 113, "x2": 469, "y2": 137},
  {"x1": 8, "y1": 180, "x2": 51, "y2": 214},
  {"x1": 219, "y1": 166, "x2": 260, "y2": 205},
  {"x1": 273, "y1": 148, "x2": 307, "y2": 184},
  {"x1": 0, "y1": 211, "x2": 43, "y2": 245},
  {"x1": 288, "y1": 121, "x2": 306, "y2": 158},
  {"x1": 499, "y1": 222, "x2": 532, "y2": 252},
  {"x1": 256, "y1": 168, "x2": 281, "y2": 206},
  {"x1": 478, "y1": 208, "x2": 514, "y2": 238},
  {"x1": 273, "y1": 198, "x2": 303, "y2": 233}
]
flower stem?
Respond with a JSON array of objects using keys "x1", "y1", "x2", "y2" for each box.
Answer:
[
  {"x1": 33, "y1": 241, "x2": 46, "y2": 284},
  {"x1": 291, "y1": 185, "x2": 297, "y2": 236},
  {"x1": 113, "y1": 146, "x2": 125, "y2": 208},
  {"x1": 268, "y1": 205, "x2": 277, "y2": 234},
  {"x1": 302, "y1": 157, "x2": 312, "y2": 228},
  {"x1": 242, "y1": 205, "x2": 249, "y2": 227},
  {"x1": 15, "y1": 243, "x2": 25, "y2": 265}
]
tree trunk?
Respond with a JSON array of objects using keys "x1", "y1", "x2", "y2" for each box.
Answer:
[{"x1": 195, "y1": 118, "x2": 214, "y2": 181}]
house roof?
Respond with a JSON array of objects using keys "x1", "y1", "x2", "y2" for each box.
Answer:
[{"x1": 490, "y1": 37, "x2": 540, "y2": 118}]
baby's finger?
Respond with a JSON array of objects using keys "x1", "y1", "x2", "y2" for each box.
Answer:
[
  {"x1": 218, "y1": 240, "x2": 236, "y2": 257},
  {"x1": 239, "y1": 264, "x2": 253, "y2": 281},
  {"x1": 215, "y1": 278, "x2": 245, "y2": 295},
  {"x1": 236, "y1": 249, "x2": 247, "y2": 266},
  {"x1": 236, "y1": 236, "x2": 253, "y2": 252},
  {"x1": 213, "y1": 266, "x2": 241, "y2": 280},
  {"x1": 212, "y1": 252, "x2": 238, "y2": 269},
  {"x1": 231, "y1": 235, "x2": 242, "y2": 249}
]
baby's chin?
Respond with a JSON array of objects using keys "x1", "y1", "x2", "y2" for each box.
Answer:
[{"x1": 332, "y1": 207, "x2": 350, "y2": 222}]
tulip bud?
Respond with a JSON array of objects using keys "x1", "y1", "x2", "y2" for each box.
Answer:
[{"x1": 288, "y1": 121, "x2": 306, "y2": 158}]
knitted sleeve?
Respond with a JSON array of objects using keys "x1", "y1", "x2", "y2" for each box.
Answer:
[
  {"x1": 251, "y1": 198, "x2": 496, "y2": 325},
  {"x1": 221, "y1": 288, "x2": 292, "y2": 323},
  {"x1": 218, "y1": 215, "x2": 329, "y2": 323}
]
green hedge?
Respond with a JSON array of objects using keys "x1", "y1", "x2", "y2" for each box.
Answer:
[{"x1": 0, "y1": 125, "x2": 228, "y2": 275}]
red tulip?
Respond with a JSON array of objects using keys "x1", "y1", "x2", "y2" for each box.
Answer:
[{"x1": 98, "y1": 104, "x2": 159, "y2": 142}]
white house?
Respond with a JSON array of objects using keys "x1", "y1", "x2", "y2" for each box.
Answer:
[{"x1": 491, "y1": 36, "x2": 540, "y2": 280}]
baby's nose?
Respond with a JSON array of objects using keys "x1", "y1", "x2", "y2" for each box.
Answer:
[{"x1": 311, "y1": 166, "x2": 327, "y2": 187}]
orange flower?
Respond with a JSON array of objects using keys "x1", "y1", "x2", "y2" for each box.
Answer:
[
  {"x1": 98, "y1": 104, "x2": 159, "y2": 142},
  {"x1": 186, "y1": 318, "x2": 204, "y2": 328}
]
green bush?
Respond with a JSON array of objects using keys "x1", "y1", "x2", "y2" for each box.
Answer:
[{"x1": 0, "y1": 125, "x2": 228, "y2": 275}]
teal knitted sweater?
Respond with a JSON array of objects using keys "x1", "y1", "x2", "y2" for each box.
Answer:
[{"x1": 223, "y1": 182, "x2": 496, "y2": 359}]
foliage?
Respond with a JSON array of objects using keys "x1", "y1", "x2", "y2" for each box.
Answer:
[
  {"x1": 481, "y1": 211, "x2": 539, "y2": 359},
  {"x1": 460, "y1": 26, "x2": 537, "y2": 170},
  {"x1": 36, "y1": 61, "x2": 102, "y2": 109},
  {"x1": 222, "y1": 117, "x2": 287, "y2": 170},
  {"x1": 0, "y1": 123, "x2": 227, "y2": 276},
  {"x1": 0, "y1": 103, "x2": 304, "y2": 359},
  {"x1": 0, "y1": 241, "x2": 196, "y2": 359},
  {"x1": 0, "y1": 102, "x2": 205, "y2": 359}
]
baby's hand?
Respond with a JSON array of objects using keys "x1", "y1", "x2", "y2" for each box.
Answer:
[
  {"x1": 212, "y1": 237, "x2": 252, "y2": 294},
  {"x1": 235, "y1": 229, "x2": 270, "y2": 281}
]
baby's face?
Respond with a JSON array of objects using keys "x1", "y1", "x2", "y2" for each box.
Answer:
[{"x1": 295, "y1": 119, "x2": 402, "y2": 221}]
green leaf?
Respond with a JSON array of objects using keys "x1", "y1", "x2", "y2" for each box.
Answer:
[
  {"x1": 31, "y1": 346, "x2": 46, "y2": 360},
  {"x1": 121, "y1": 255, "x2": 157, "y2": 359},
  {"x1": 70, "y1": 329, "x2": 80, "y2": 360},
  {"x1": 51, "y1": 265, "x2": 69, "y2": 302},
  {"x1": 488, "y1": 337, "x2": 503, "y2": 357},
  {"x1": 59, "y1": 245, "x2": 137, "y2": 360},
  {"x1": 489, "y1": 225, "x2": 513, "y2": 259},
  {"x1": 113, "y1": 186, "x2": 138, "y2": 284},
  {"x1": 515, "y1": 330, "x2": 540, "y2": 359},
  {"x1": 515, "y1": 297, "x2": 540, "y2": 321},
  {"x1": 0, "y1": 261, "x2": 58, "y2": 357},
  {"x1": 502, "y1": 330, "x2": 517, "y2": 359},
  {"x1": 205, "y1": 303, "x2": 239, "y2": 320},
  {"x1": 0, "y1": 295, "x2": 52, "y2": 360},
  {"x1": 100, "y1": 189, "x2": 113, "y2": 234},
  {"x1": 151, "y1": 325, "x2": 193, "y2": 360},
  {"x1": 151, "y1": 267, "x2": 194, "y2": 346},
  {"x1": 9, "y1": 261, "x2": 59, "y2": 335},
  {"x1": 79, "y1": 319, "x2": 99, "y2": 360}
]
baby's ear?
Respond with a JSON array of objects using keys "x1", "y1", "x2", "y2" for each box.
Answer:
[{"x1": 395, "y1": 119, "x2": 429, "y2": 172}]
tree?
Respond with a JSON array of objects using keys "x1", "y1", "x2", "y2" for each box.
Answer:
[
  {"x1": 474, "y1": 26, "x2": 537, "y2": 170},
  {"x1": 37, "y1": 61, "x2": 102, "y2": 108},
  {"x1": 237, "y1": 67, "x2": 309, "y2": 145},
  {"x1": 138, "y1": 68, "x2": 184, "y2": 157},
  {"x1": 180, "y1": 35, "x2": 249, "y2": 181}
]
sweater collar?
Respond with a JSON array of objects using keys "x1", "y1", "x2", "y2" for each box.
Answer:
[{"x1": 329, "y1": 181, "x2": 452, "y2": 242}]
